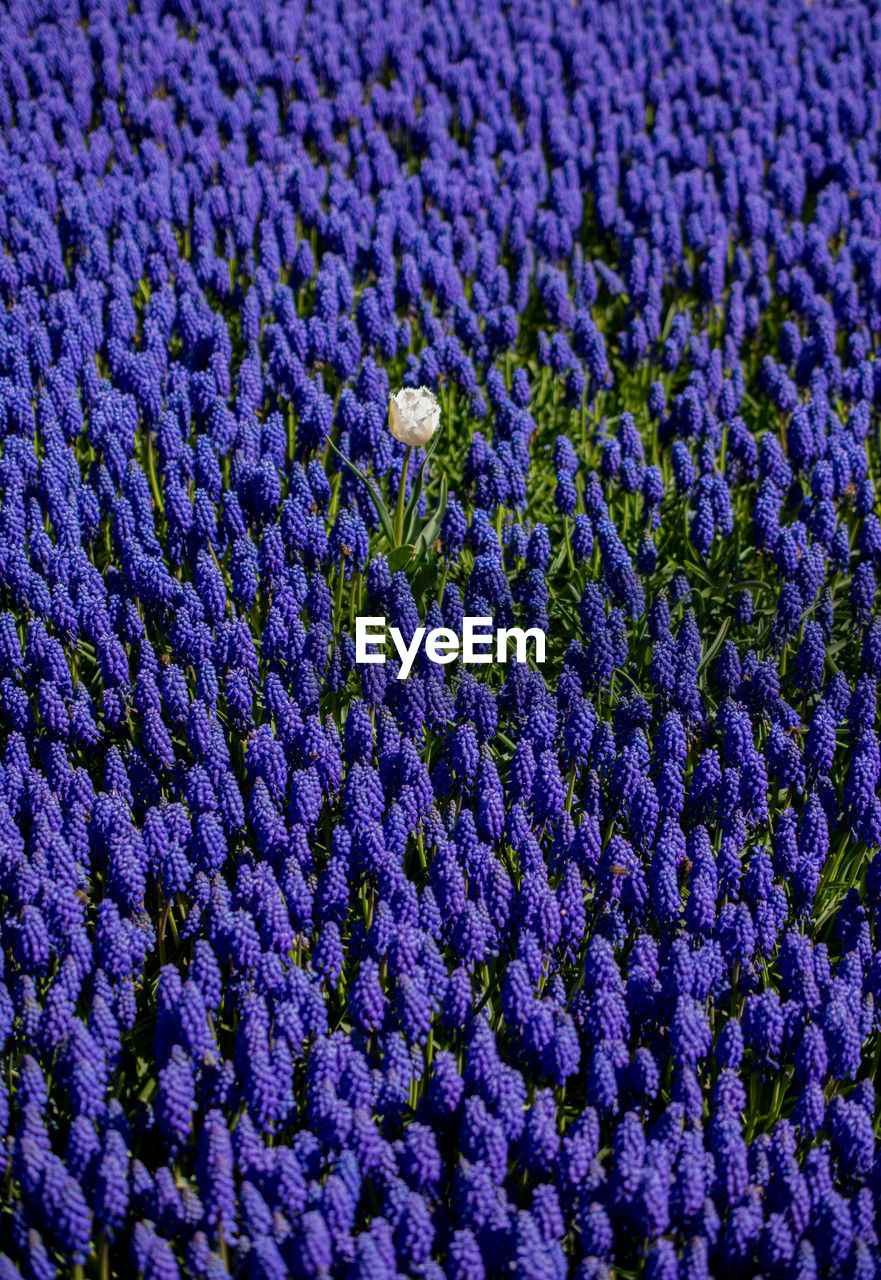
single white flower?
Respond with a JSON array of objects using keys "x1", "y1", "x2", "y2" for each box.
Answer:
[{"x1": 388, "y1": 386, "x2": 440, "y2": 449}]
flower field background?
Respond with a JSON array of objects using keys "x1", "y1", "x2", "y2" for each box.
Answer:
[{"x1": 1, "y1": 0, "x2": 881, "y2": 1276}]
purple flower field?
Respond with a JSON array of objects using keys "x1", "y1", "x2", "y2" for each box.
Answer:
[{"x1": 1, "y1": 0, "x2": 881, "y2": 1276}]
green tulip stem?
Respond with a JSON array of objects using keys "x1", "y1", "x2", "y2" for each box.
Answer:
[{"x1": 394, "y1": 445, "x2": 412, "y2": 547}]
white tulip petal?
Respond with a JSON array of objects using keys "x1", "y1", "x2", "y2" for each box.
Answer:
[{"x1": 388, "y1": 386, "x2": 441, "y2": 448}]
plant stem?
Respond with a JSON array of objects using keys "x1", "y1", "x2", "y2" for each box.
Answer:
[
  {"x1": 565, "y1": 764, "x2": 577, "y2": 812},
  {"x1": 159, "y1": 899, "x2": 171, "y2": 965},
  {"x1": 287, "y1": 403, "x2": 296, "y2": 466},
  {"x1": 145, "y1": 430, "x2": 164, "y2": 515},
  {"x1": 564, "y1": 518, "x2": 576, "y2": 574},
  {"x1": 335, "y1": 562, "x2": 346, "y2": 630},
  {"x1": 394, "y1": 446, "x2": 412, "y2": 546}
]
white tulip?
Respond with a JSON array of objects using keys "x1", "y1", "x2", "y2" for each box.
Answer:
[{"x1": 388, "y1": 387, "x2": 440, "y2": 449}]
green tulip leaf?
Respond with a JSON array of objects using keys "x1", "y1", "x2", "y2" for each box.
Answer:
[
  {"x1": 402, "y1": 425, "x2": 444, "y2": 546},
  {"x1": 326, "y1": 435, "x2": 397, "y2": 548},
  {"x1": 387, "y1": 543, "x2": 416, "y2": 572},
  {"x1": 412, "y1": 472, "x2": 448, "y2": 558}
]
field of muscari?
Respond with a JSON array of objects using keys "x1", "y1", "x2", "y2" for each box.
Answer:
[{"x1": 3, "y1": 0, "x2": 881, "y2": 1277}]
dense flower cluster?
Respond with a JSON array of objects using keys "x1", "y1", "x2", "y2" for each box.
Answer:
[{"x1": 1, "y1": 0, "x2": 881, "y2": 1276}]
